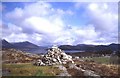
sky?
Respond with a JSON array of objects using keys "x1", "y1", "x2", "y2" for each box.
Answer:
[{"x1": 1, "y1": 2, "x2": 119, "y2": 46}]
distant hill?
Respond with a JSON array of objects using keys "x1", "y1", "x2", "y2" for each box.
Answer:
[
  {"x1": 2, "y1": 39, "x2": 40, "y2": 49},
  {"x1": 1, "y1": 39, "x2": 47, "y2": 53},
  {"x1": 109, "y1": 43, "x2": 120, "y2": 51},
  {"x1": 59, "y1": 44, "x2": 120, "y2": 52},
  {"x1": 12, "y1": 41, "x2": 40, "y2": 49},
  {"x1": 2, "y1": 39, "x2": 15, "y2": 48},
  {"x1": 1, "y1": 39, "x2": 120, "y2": 53}
]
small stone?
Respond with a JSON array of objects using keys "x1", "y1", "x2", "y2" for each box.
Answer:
[{"x1": 52, "y1": 58, "x2": 57, "y2": 62}]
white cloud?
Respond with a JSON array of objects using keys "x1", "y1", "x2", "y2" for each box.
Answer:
[
  {"x1": 74, "y1": 2, "x2": 83, "y2": 9},
  {"x1": 6, "y1": 8, "x2": 23, "y2": 19},
  {"x1": 73, "y1": 2, "x2": 118, "y2": 45},
  {"x1": 86, "y1": 3, "x2": 118, "y2": 44},
  {"x1": 88, "y1": 3, "x2": 98, "y2": 11},
  {"x1": 3, "y1": 2, "x2": 118, "y2": 45},
  {"x1": 66, "y1": 10, "x2": 74, "y2": 15},
  {"x1": 87, "y1": 3, "x2": 118, "y2": 32},
  {"x1": 3, "y1": 2, "x2": 71, "y2": 45},
  {"x1": 22, "y1": 16, "x2": 64, "y2": 34}
]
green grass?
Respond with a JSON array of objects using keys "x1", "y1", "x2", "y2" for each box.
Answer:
[
  {"x1": 81, "y1": 57, "x2": 110, "y2": 64},
  {"x1": 3, "y1": 63, "x2": 62, "y2": 76},
  {"x1": 35, "y1": 70, "x2": 46, "y2": 76}
]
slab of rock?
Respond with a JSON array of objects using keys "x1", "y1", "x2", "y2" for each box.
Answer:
[{"x1": 55, "y1": 65, "x2": 71, "y2": 76}]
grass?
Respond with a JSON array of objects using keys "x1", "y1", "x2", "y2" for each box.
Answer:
[
  {"x1": 35, "y1": 70, "x2": 46, "y2": 76},
  {"x1": 81, "y1": 57, "x2": 110, "y2": 64},
  {"x1": 3, "y1": 63, "x2": 62, "y2": 76}
]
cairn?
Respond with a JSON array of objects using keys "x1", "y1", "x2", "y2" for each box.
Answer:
[{"x1": 34, "y1": 45, "x2": 74, "y2": 66}]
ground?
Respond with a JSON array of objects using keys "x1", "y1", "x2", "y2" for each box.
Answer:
[
  {"x1": 81, "y1": 56, "x2": 111, "y2": 64},
  {"x1": 2, "y1": 63, "x2": 62, "y2": 76},
  {"x1": 2, "y1": 58, "x2": 119, "y2": 77},
  {"x1": 2, "y1": 49, "x2": 119, "y2": 77}
]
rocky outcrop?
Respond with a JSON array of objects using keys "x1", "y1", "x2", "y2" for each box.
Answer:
[
  {"x1": 55, "y1": 65, "x2": 71, "y2": 76},
  {"x1": 34, "y1": 45, "x2": 74, "y2": 66},
  {"x1": 67, "y1": 63, "x2": 100, "y2": 77},
  {"x1": 2, "y1": 49, "x2": 40, "y2": 63}
]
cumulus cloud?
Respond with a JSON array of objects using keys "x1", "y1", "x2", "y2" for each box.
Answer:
[
  {"x1": 22, "y1": 16, "x2": 64, "y2": 34},
  {"x1": 74, "y1": 2, "x2": 118, "y2": 44},
  {"x1": 87, "y1": 3, "x2": 118, "y2": 32},
  {"x1": 2, "y1": 2, "x2": 118, "y2": 46},
  {"x1": 86, "y1": 3, "x2": 118, "y2": 44},
  {"x1": 3, "y1": 2, "x2": 74, "y2": 45}
]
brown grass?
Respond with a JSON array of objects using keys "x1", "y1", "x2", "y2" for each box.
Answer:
[{"x1": 2, "y1": 63, "x2": 62, "y2": 76}]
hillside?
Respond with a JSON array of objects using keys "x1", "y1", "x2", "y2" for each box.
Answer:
[
  {"x1": 11, "y1": 41, "x2": 40, "y2": 49},
  {"x1": 2, "y1": 47, "x2": 119, "y2": 77},
  {"x1": 1, "y1": 39, "x2": 15, "y2": 48},
  {"x1": 1, "y1": 39, "x2": 120, "y2": 54},
  {"x1": 1, "y1": 40, "x2": 47, "y2": 53},
  {"x1": 2, "y1": 48, "x2": 41, "y2": 63},
  {"x1": 59, "y1": 44, "x2": 120, "y2": 52}
]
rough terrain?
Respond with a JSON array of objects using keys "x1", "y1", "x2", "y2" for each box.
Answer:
[{"x1": 2, "y1": 46, "x2": 119, "y2": 77}]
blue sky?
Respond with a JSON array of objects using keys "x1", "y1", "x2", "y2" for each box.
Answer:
[{"x1": 1, "y1": 2, "x2": 118, "y2": 46}]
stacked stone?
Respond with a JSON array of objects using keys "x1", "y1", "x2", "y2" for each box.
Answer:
[{"x1": 35, "y1": 45, "x2": 74, "y2": 66}]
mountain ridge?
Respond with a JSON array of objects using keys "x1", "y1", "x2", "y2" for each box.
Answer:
[
  {"x1": 1, "y1": 39, "x2": 120, "y2": 53},
  {"x1": 1, "y1": 39, "x2": 47, "y2": 53}
]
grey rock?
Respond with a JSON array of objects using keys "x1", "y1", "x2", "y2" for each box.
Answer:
[
  {"x1": 84, "y1": 70, "x2": 100, "y2": 77},
  {"x1": 34, "y1": 45, "x2": 74, "y2": 66},
  {"x1": 56, "y1": 65, "x2": 71, "y2": 76}
]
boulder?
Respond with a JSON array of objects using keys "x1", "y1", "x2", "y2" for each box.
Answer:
[{"x1": 34, "y1": 59, "x2": 45, "y2": 66}]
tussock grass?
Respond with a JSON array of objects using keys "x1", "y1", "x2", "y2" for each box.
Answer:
[
  {"x1": 81, "y1": 57, "x2": 110, "y2": 64},
  {"x1": 3, "y1": 63, "x2": 62, "y2": 76}
]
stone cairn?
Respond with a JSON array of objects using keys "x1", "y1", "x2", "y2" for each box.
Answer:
[{"x1": 34, "y1": 45, "x2": 74, "y2": 66}]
